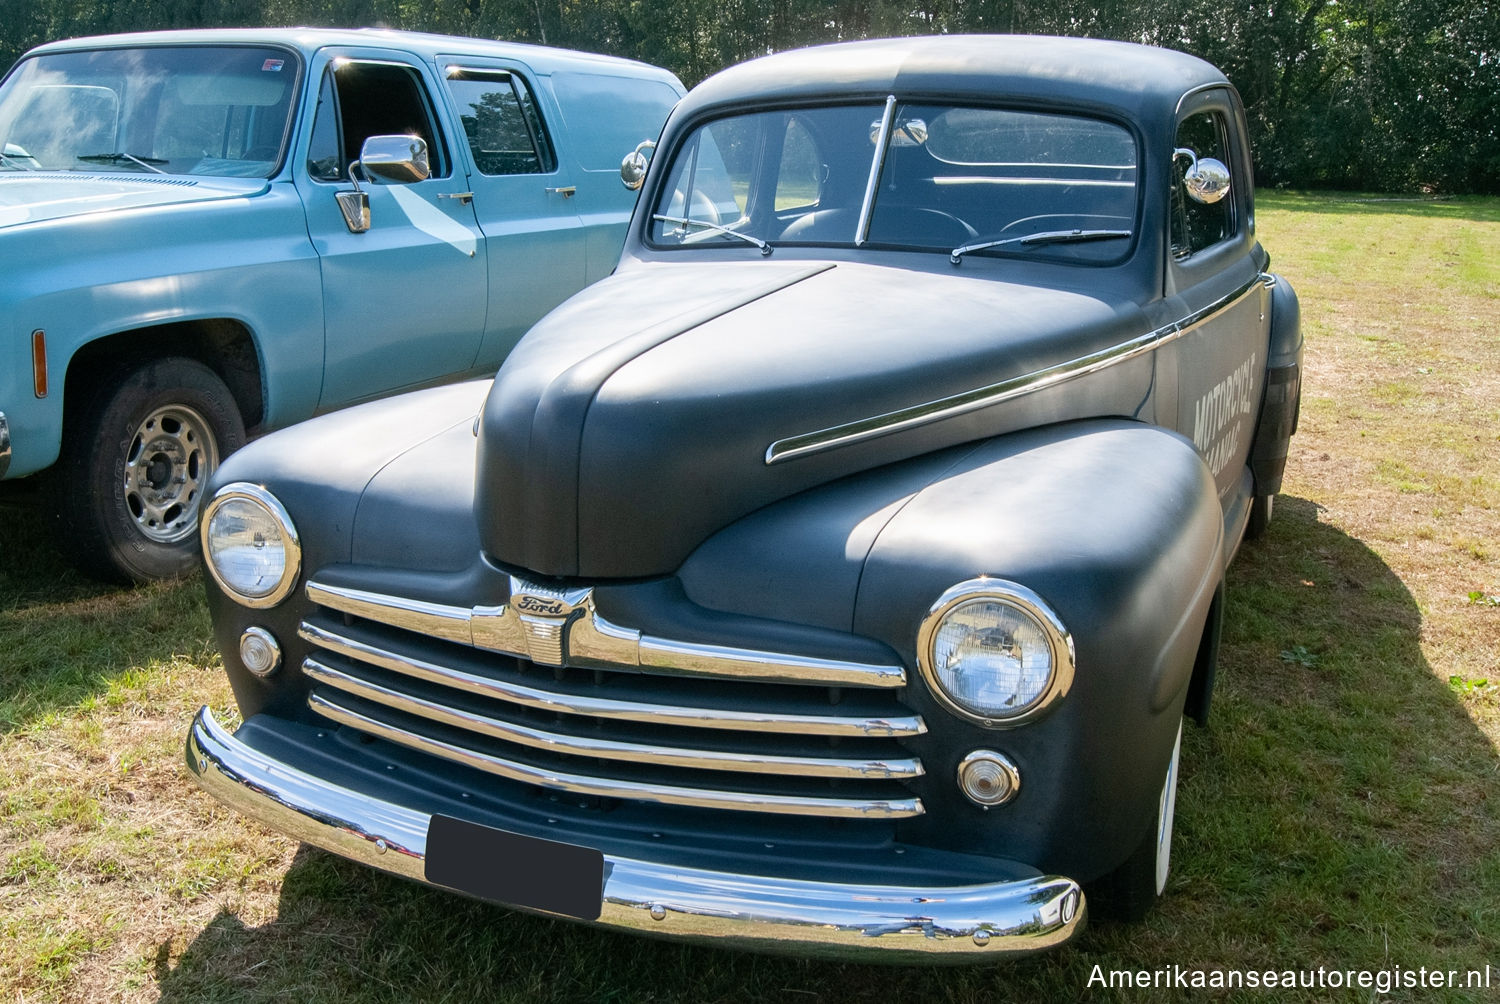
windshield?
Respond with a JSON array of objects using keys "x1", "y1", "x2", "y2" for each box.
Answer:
[
  {"x1": 649, "y1": 102, "x2": 1138, "y2": 263},
  {"x1": 0, "y1": 46, "x2": 299, "y2": 178}
]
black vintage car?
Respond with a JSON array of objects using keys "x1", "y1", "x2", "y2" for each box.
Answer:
[{"x1": 186, "y1": 35, "x2": 1301, "y2": 961}]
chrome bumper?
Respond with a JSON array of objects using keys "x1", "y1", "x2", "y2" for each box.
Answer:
[{"x1": 186, "y1": 706, "x2": 1085, "y2": 962}]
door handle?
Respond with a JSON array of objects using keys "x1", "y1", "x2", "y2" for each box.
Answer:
[
  {"x1": 439, "y1": 191, "x2": 474, "y2": 204},
  {"x1": 545, "y1": 186, "x2": 577, "y2": 198}
]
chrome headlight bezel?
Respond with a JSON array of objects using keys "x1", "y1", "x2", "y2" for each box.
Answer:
[
  {"x1": 916, "y1": 578, "x2": 1075, "y2": 728},
  {"x1": 200, "y1": 482, "x2": 301, "y2": 609}
]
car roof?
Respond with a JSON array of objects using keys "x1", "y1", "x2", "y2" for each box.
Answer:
[
  {"x1": 680, "y1": 34, "x2": 1229, "y2": 126},
  {"x1": 25, "y1": 27, "x2": 681, "y2": 83}
]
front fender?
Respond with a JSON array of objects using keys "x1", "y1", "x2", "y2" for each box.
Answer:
[{"x1": 679, "y1": 418, "x2": 1223, "y2": 880}]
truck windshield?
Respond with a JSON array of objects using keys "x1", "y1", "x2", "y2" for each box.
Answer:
[
  {"x1": 649, "y1": 102, "x2": 1138, "y2": 263},
  {"x1": 0, "y1": 46, "x2": 300, "y2": 178}
]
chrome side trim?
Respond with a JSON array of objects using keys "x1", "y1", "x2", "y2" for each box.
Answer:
[
  {"x1": 307, "y1": 693, "x2": 926, "y2": 819},
  {"x1": 0, "y1": 412, "x2": 10, "y2": 479},
  {"x1": 302, "y1": 656, "x2": 923, "y2": 780},
  {"x1": 306, "y1": 579, "x2": 906, "y2": 689},
  {"x1": 765, "y1": 274, "x2": 1271, "y2": 465},
  {"x1": 187, "y1": 706, "x2": 1085, "y2": 960},
  {"x1": 297, "y1": 623, "x2": 925, "y2": 738}
]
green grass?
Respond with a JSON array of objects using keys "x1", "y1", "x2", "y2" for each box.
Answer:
[{"x1": 2, "y1": 191, "x2": 1499, "y2": 1002}]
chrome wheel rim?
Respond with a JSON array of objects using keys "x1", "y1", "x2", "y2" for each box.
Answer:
[
  {"x1": 1155, "y1": 721, "x2": 1183, "y2": 895},
  {"x1": 123, "y1": 404, "x2": 218, "y2": 544}
]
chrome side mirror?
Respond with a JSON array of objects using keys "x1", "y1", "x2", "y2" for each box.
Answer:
[
  {"x1": 359, "y1": 135, "x2": 430, "y2": 184},
  {"x1": 1173, "y1": 147, "x2": 1231, "y2": 205},
  {"x1": 335, "y1": 135, "x2": 430, "y2": 234},
  {"x1": 335, "y1": 189, "x2": 369, "y2": 233},
  {"x1": 621, "y1": 140, "x2": 654, "y2": 191}
]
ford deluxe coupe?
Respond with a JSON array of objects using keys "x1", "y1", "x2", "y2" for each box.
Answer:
[{"x1": 186, "y1": 35, "x2": 1301, "y2": 961}]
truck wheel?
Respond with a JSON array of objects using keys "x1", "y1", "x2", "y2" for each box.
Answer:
[
  {"x1": 1244, "y1": 493, "x2": 1274, "y2": 540},
  {"x1": 1091, "y1": 721, "x2": 1182, "y2": 921},
  {"x1": 54, "y1": 357, "x2": 245, "y2": 583}
]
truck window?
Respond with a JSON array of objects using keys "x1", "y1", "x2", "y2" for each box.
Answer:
[
  {"x1": 1170, "y1": 110, "x2": 1235, "y2": 258},
  {"x1": 306, "y1": 59, "x2": 447, "y2": 182},
  {"x1": 444, "y1": 68, "x2": 556, "y2": 175}
]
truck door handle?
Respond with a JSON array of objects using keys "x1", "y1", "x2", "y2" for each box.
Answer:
[
  {"x1": 439, "y1": 191, "x2": 474, "y2": 204},
  {"x1": 545, "y1": 186, "x2": 577, "y2": 198}
]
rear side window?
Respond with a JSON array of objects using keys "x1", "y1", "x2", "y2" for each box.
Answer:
[
  {"x1": 1171, "y1": 110, "x2": 1235, "y2": 258},
  {"x1": 306, "y1": 59, "x2": 447, "y2": 182},
  {"x1": 549, "y1": 71, "x2": 681, "y2": 173},
  {"x1": 445, "y1": 68, "x2": 556, "y2": 175}
]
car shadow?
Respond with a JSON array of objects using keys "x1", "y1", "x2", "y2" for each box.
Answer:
[
  {"x1": 154, "y1": 493, "x2": 1500, "y2": 1000},
  {"x1": 0, "y1": 497, "x2": 212, "y2": 731}
]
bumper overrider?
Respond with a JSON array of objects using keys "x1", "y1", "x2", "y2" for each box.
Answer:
[{"x1": 186, "y1": 706, "x2": 1085, "y2": 961}]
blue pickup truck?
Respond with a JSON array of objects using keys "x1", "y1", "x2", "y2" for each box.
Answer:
[{"x1": 0, "y1": 28, "x2": 682, "y2": 582}]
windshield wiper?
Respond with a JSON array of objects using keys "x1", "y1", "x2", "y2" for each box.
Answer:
[
  {"x1": 76, "y1": 152, "x2": 168, "y2": 174},
  {"x1": 951, "y1": 228, "x2": 1132, "y2": 264},
  {"x1": 653, "y1": 214, "x2": 771, "y2": 256},
  {"x1": 0, "y1": 153, "x2": 29, "y2": 171}
]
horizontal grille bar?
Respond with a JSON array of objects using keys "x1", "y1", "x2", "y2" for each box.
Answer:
[
  {"x1": 303, "y1": 657, "x2": 923, "y2": 780},
  {"x1": 308, "y1": 692, "x2": 926, "y2": 819},
  {"x1": 307, "y1": 579, "x2": 906, "y2": 688},
  {"x1": 298, "y1": 622, "x2": 925, "y2": 739}
]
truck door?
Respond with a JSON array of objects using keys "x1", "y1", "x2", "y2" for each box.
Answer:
[
  {"x1": 438, "y1": 60, "x2": 586, "y2": 371},
  {"x1": 296, "y1": 51, "x2": 488, "y2": 409},
  {"x1": 1160, "y1": 90, "x2": 1270, "y2": 513}
]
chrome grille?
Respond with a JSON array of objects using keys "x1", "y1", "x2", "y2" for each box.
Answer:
[{"x1": 300, "y1": 577, "x2": 927, "y2": 819}]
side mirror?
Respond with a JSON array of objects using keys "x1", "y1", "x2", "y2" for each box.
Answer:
[
  {"x1": 335, "y1": 136, "x2": 430, "y2": 234},
  {"x1": 359, "y1": 135, "x2": 430, "y2": 184},
  {"x1": 1173, "y1": 147, "x2": 1230, "y2": 205},
  {"x1": 620, "y1": 140, "x2": 654, "y2": 191}
]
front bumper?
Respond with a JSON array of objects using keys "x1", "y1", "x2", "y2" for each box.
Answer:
[{"x1": 186, "y1": 706, "x2": 1085, "y2": 962}]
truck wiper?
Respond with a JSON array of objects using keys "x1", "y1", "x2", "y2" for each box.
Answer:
[
  {"x1": 76, "y1": 152, "x2": 168, "y2": 174},
  {"x1": 951, "y1": 228, "x2": 1131, "y2": 264},
  {"x1": 653, "y1": 214, "x2": 771, "y2": 256}
]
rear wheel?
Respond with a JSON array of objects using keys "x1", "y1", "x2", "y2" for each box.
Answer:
[
  {"x1": 1244, "y1": 493, "x2": 1274, "y2": 540},
  {"x1": 53, "y1": 357, "x2": 245, "y2": 583},
  {"x1": 1091, "y1": 721, "x2": 1182, "y2": 921}
]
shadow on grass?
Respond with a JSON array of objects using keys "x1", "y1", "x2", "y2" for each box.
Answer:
[
  {"x1": 156, "y1": 494, "x2": 1500, "y2": 1002},
  {"x1": 0, "y1": 500, "x2": 213, "y2": 731}
]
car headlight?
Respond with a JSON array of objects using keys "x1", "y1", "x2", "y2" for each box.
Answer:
[
  {"x1": 200, "y1": 483, "x2": 301, "y2": 608},
  {"x1": 917, "y1": 578, "x2": 1074, "y2": 727}
]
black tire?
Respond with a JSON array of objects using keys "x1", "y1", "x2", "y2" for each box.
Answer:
[
  {"x1": 1244, "y1": 493, "x2": 1274, "y2": 541},
  {"x1": 1090, "y1": 722, "x2": 1182, "y2": 922},
  {"x1": 53, "y1": 357, "x2": 245, "y2": 584}
]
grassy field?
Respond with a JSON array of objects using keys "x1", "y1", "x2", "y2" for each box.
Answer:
[{"x1": 2, "y1": 192, "x2": 1498, "y2": 1002}]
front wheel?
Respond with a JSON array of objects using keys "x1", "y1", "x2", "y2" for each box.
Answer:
[
  {"x1": 53, "y1": 357, "x2": 245, "y2": 583},
  {"x1": 1091, "y1": 721, "x2": 1182, "y2": 921}
]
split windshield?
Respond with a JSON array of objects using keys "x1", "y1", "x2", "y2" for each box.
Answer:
[
  {"x1": 0, "y1": 46, "x2": 299, "y2": 178},
  {"x1": 649, "y1": 102, "x2": 1138, "y2": 262}
]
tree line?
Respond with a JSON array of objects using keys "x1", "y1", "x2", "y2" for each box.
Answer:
[{"x1": 3, "y1": 0, "x2": 1496, "y2": 192}]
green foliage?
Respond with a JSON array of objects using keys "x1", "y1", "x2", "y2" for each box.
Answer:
[{"x1": 1, "y1": 0, "x2": 1497, "y2": 191}]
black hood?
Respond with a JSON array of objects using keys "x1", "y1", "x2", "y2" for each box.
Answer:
[{"x1": 475, "y1": 258, "x2": 1148, "y2": 579}]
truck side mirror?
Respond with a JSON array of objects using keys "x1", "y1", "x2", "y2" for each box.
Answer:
[
  {"x1": 620, "y1": 140, "x2": 654, "y2": 191},
  {"x1": 335, "y1": 135, "x2": 431, "y2": 234},
  {"x1": 1173, "y1": 147, "x2": 1230, "y2": 205},
  {"x1": 359, "y1": 135, "x2": 430, "y2": 184}
]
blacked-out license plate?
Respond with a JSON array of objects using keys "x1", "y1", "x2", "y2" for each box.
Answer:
[{"x1": 424, "y1": 814, "x2": 604, "y2": 920}]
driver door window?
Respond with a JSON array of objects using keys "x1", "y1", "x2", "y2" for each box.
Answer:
[{"x1": 1171, "y1": 111, "x2": 1234, "y2": 258}]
